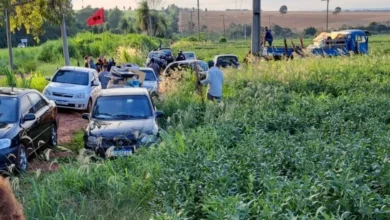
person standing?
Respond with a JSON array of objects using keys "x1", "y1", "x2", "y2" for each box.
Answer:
[
  {"x1": 148, "y1": 58, "x2": 160, "y2": 78},
  {"x1": 199, "y1": 61, "x2": 224, "y2": 102},
  {"x1": 98, "y1": 64, "x2": 110, "y2": 89},
  {"x1": 89, "y1": 57, "x2": 96, "y2": 70},
  {"x1": 84, "y1": 56, "x2": 89, "y2": 68},
  {"x1": 264, "y1": 27, "x2": 273, "y2": 47}
]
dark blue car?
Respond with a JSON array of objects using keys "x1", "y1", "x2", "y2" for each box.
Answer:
[{"x1": 0, "y1": 87, "x2": 59, "y2": 174}]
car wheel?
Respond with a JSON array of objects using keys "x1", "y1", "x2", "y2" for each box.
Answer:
[
  {"x1": 86, "y1": 99, "x2": 93, "y2": 113},
  {"x1": 48, "y1": 124, "x2": 58, "y2": 148},
  {"x1": 15, "y1": 145, "x2": 28, "y2": 173}
]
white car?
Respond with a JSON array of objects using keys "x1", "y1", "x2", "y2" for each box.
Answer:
[
  {"x1": 183, "y1": 51, "x2": 196, "y2": 60},
  {"x1": 43, "y1": 66, "x2": 101, "y2": 112},
  {"x1": 139, "y1": 67, "x2": 159, "y2": 96}
]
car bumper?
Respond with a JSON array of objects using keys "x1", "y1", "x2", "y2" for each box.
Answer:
[
  {"x1": 0, "y1": 146, "x2": 18, "y2": 171},
  {"x1": 85, "y1": 141, "x2": 155, "y2": 158},
  {"x1": 45, "y1": 95, "x2": 90, "y2": 110}
]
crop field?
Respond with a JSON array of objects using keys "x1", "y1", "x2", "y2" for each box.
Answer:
[
  {"x1": 179, "y1": 10, "x2": 390, "y2": 32},
  {"x1": 0, "y1": 33, "x2": 390, "y2": 219}
]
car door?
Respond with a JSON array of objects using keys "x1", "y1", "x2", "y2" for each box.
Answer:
[
  {"x1": 27, "y1": 92, "x2": 52, "y2": 148},
  {"x1": 90, "y1": 71, "x2": 101, "y2": 102},
  {"x1": 19, "y1": 95, "x2": 41, "y2": 154}
]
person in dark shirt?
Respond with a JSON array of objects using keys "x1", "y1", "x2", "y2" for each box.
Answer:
[
  {"x1": 264, "y1": 27, "x2": 273, "y2": 47},
  {"x1": 175, "y1": 50, "x2": 186, "y2": 61}
]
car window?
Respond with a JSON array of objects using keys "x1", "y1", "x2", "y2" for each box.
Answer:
[
  {"x1": 184, "y1": 53, "x2": 195, "y2": 58},
  {"x1": 28, "y1": 92, "x2": 47, "y2": 112},
  {"x1": 92, "y1": 95, "x2": 153, "y2": 120},
  {"x1": 142, "y1": 70, "x2": 157, "y2": 81},
  {"x1": 21, "y1": 96, "x2": 34, "y2": 115},
  {"x1": 52, "y1": 70, "x2": 89, "y2": 85},
  {"x1": 0, "y1": 97, "x2": 18, "y2": 123}
]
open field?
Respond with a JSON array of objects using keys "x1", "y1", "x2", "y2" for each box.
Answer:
[
  {"x1": 179, "y1": 10, "x2": 390, "y2": 32},
  {"x1": 0, "y1": 33, "x2": 386, "y2": 219}
]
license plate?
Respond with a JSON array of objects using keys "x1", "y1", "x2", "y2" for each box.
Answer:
[
  {"x1": 112, "y1": 149, "x2": 133, "y2": 157},
  {"x1": 56, "y1": 100, "x2": 67, "y2": 104}
]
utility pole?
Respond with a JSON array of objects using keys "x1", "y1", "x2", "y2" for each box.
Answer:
[
  {"x1": 197, "y1": 0, "x2": 200, "y2": 41},
  {"x1": 322, "y1": 0, "x2": 330, "y2": 31},
  {"x1": 5, "y1": 8, "x2": 13, "y2": 70},
  {"x1": 251, "y1": 0, "x2": 261, "y2": 55},
  {"x1": 61, "y1": 14, "x2": 70, "y2": 66}
]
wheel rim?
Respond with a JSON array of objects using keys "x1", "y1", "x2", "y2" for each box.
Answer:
[
  {"x1": 51, "y1": 126, "x2": 57, "y2": 146},
  {"x1": 19, "y1": 148, "x2": 27, "y2": 171}
]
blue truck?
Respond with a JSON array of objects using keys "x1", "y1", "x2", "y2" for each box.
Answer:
[{"x1": 261, "y1": 29, "x2": 369, "y2": 59}]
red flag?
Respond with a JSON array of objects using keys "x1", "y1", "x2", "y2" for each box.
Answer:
[{"x1": 87, "y1": 8, "x2": 105, "y2": 26}]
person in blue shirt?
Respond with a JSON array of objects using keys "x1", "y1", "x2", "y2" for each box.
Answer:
[
  {"x1": 264, "y1": 27, "x2": 273, "y2": 47},
  {"x1": 199, "y1": 61, "x2": 224, "y2": 102}
]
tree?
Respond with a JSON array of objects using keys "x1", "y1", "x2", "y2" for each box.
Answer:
[
  {"x1": 303, "y1": 27, "x2": 317, "y2": 36},
  {"x1": 279, "y1": 5, "x2": 288, "y2": 16},
  {"x1": 151, "y1": 13, "x2": 167, "y2": 37},
  {"x1": 108, "y1": 7, "x2": 124, "y2": 29},
  {"x1": 188, "y1": 21, "x2": 195, "y2": 33},
  {"x1": 128, "y1": 6, "x2": 132, "y2": 10},
  {"x1": 119, "y1": 17, "x2": 130, "y2": 34},
  {"x1": 136, "y1": 1, "x2": 151, "y2": 34},
  {"x1": 333, "y1": 7, "x2": 341, "y2": 15},
  {"x1": 201, "y1": 25, "x2": 208, "y2": 32}
]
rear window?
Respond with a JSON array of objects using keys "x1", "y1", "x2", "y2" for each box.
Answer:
[
  {"x1": 52, "y1": 70, "x2": 89, "y2": 86},
  {"x1": 142, "y1": 70, "x2": 157, "y2": 81},
  {"x1": 184, "y1": 53, "x2": 195, "y2": 58}
]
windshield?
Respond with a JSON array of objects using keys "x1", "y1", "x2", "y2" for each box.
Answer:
[
  {"x1": 0, "y1": 97, "x2": 17, "y2": 123},
  {"x1": 141, "y1": 70, "x2": 157, "y2": 81},
  {"x1": 160, "y1": 50, "x2": 172, "y2": 56},
  {"x1": 52, "y1": 70, "x2": 89, "y2": 85},
  {"x1": 92, "y1": 95, "x2": 153, "y2": 120},
  {"x1": 149, "y1": 52, "x2": 161, "y2": 58},
  {"x1": 184, "y1": 53, "x2": 195, "y2": 58}
]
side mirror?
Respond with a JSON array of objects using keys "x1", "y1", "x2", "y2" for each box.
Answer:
[
  {"x1": 23, "y1": 113, "x2": 36, "y2": 122},
  {"x1": 82, "y1": 113, "x2": 90, "y2": 120},
  {"x1": 156, "y1": 111, "x2": 164, "y2": 118},
  {"x1": 45, "y1": 76, "x2": 51, "y2": 81}
]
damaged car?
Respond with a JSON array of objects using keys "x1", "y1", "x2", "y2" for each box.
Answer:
[{"x1": 82, "y1": 88, "x2": 164, "y2": 158}]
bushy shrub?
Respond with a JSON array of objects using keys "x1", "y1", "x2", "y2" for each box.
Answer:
[{"x1": 219, "y1": 37, "x2": 227, "y2": 43}]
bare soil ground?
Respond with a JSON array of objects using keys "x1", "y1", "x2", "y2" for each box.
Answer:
[
  {"x1": 28, "y1": 109, "x2": 88, "y2": 173},
  {"x1": 179, "y1": 11, "x2": 390, "y2": 32}
]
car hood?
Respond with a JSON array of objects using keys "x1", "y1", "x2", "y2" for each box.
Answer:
[
  {"x1": 46, "y1": 82, "x2": 88, "y2": 93},
  {"x1": 0, "y1": 123, "x2": 16, "y2": 138},
  {"x1": 87, "y1": 118, "x2": 157, "y2": 139}
]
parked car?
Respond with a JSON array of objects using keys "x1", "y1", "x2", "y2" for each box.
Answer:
[
  {"x1": 106, "y1": 65, "x2": 146, "y2": 89},
  {"x1": 139, "y1": 67, "x2": 159, "y2": 96},
  {"x1": 82, "y1": 88, "x2": 164, "y2": 158},
  {"x1": 183, "y1": 51, "x2": 196, "y2": 60},
  {"x1": 0, "y1": 87, "x2": 58, "y2": 173},
  {"x1": 146, "y1": 51, "x2": 166, "y2": 66},
  {"x1": 158, "y1": 48, "x2": 175, "y2": 64},
  {"x1": 163, "y1": 60, "x2": 209, "y2": 78},
  {"x1": 43, "y1": 67, "x2": 101, "y2": 112},
  {"x1": 17, "y1": 43, "x2": 26, "y2": 48},
  {"x1": 213, "y1": 54, "x2": 240, "y2": 68}
]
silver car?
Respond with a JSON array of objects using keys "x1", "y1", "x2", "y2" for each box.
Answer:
[{"x1": 139, "y1": 67, "x2": 159, "y2": 96}]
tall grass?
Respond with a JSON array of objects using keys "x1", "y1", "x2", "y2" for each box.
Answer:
[{"x1": 14, "y1": 47, "x2": 390, "y2": 219}]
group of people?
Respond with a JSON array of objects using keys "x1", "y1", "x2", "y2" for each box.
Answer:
[{"x1": 84, "y1": 56, "x2": 116, "y2": 72}]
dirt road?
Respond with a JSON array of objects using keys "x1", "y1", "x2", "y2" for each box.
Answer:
[{"x1": 28, "y1": 109, "x2": 88, "y2": 172}]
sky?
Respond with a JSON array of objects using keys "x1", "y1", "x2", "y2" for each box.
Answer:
[{"x1": 72, "y1": 0, "x2": 390, "y2": 11}]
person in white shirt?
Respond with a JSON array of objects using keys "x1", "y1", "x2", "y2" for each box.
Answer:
[{"x1": 199, "y1": 61, "x2": 224, "y2": 102}]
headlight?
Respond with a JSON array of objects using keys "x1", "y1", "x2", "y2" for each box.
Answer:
[
  {"x1": 75, "y1": 93, "x2": 86, "y2": 99},
  {"x1": 87, "y1": 136, "x2": 97, "y2": 145},
  {"x1": 141, "y1": 135, "x2": 156, "y2": 144},
  {"x1": 0, "y1": 139, "x2": 11, "y2": 150},
  {"x1": 43, "y1": 89, "x2": 51, "y2": 96}
]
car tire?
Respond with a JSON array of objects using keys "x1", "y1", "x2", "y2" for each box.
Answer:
[
  {"x1": 15, "y1": 145, "x2": 28, "y2": 174},
  {"x1": 86, "y1": 99, "x2": 93, "y2": 113},
  {"x1": 48, "y1": 124, "x2": 58, "y2": 148}
]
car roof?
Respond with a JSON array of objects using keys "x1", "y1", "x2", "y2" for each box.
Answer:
[
  {"x1": 99, "y1": 88, "x2": 150, "y2": 97},
  {"x1": 0, "y1": 87, "x2": 35, "y2": 97},
  {"x1": 59, "y1": 66, "x2": 95, "y2": 73},
  {"x1": 215, "y1": 54, "x2": 238, "y2": 57}
]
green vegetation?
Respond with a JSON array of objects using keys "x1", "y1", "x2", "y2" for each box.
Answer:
[{"x1": 12, "y1": 35, "x2": 390, "y2": 219}]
